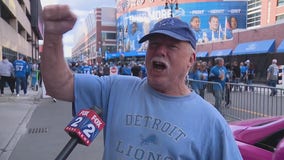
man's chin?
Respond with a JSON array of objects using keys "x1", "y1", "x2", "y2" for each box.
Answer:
[{"x1": 147, "y1": 76, "x2": 167, "y2": 87}]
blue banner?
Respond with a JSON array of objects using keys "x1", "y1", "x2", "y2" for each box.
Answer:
[{"x1": 117, "y1": 1, "x2": 247, "y2": 53}]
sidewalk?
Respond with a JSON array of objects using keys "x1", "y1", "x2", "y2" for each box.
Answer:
[
  {"x1": 3, "y1": 86, "x2": 105, "y2": 160},
  {"x1": 0, "y1": 86, "x2": 41, "y2": 160}
]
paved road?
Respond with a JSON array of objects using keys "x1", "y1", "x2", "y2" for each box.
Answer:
[
  {"x1": 0, "y1": 87, "x2": 40, "y2": 160},
  {"x1": 8, "y1": 99, "x2": 104, "y2": 160},
  {"x1": 0, "y1": 87, "x2": 104, "y2": 160}
]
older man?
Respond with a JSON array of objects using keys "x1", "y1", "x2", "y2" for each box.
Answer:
[
  {"x1": 267, "y1": 59, "x2": 279, "y2": 96},
  {"x1": 209, "y1": 57, "x2": 228, "y2": 110},
  {"x1": 41, "y1": 5, "x2": 242, "y2": 159}
]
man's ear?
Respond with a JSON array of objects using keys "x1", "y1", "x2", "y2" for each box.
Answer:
[{"x1": 188, "y1": 52, "x2": 196, "y2": 69}]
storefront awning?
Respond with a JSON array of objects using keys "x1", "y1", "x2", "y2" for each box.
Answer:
[
  {"x1": 233, "y1": 39, "x2": 275, "y2": 55},
  {"x1": 105, "y1": 52, "x2": 120, "y2": 60},
  {"x1": 196, "y1": 51, "x2": 208, "y2": 58},
  {"x1": 105, "y1": 51, "x2": 146, "y2": 60},
  {"x1": 209, "y1": 49, "x2": 232, "y2": 57},
  {"x1": 277, "y1": 39, "x2": 284, "y2": 53},
  {"x1": 124, "y1": 51, "x2": 146, "y2": 57}
]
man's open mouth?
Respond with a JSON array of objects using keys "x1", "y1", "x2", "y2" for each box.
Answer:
[{"x1": 153, "y1": 61, "x2": 167, "y2": 70}]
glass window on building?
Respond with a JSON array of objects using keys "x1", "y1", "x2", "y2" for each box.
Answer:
[
  {"x1": 102, "y1": 32, "x2": 116, "y2": 40},
  {"x1": 278, "y1": 0, "x2": 284, "y2": 6},
  {"x1": 2, "y1": 47, "x2": 17, "y2": 62},
  {"x1": 276, "y1": 14, "x2": 284, "y2": 22},
  {"x1": 247, "y1": 0, "x2": 261, "y2": 28},
  {"x1": 247, "y1": 12, "x2": 261, "y2": 28},
  {"x1": 248, "y1": 0, "x2": 261, "y2": 8}
]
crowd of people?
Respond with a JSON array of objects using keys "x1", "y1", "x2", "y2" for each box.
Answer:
[
  {"x1": 1, "y1": 5, "x2": 279, "y2": 158},
  {"x1": 41, "y1": 5, "x2": 242, "y2": 159},
  {"x1": 68, "y1": 60, "x2": 147, "y2": 79},
  {"x1": 0, "y1": 55, "x2": 39, "y2": 96},
  {"x1": 188, "y1": 57, "x2": 280, "y2": 110},
  {"x1": 69, "y1": 53, "x2": 280, "y2": 113}
]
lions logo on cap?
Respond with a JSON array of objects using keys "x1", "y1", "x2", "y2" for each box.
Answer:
[{"x1": 157, "y1": 18, "x2": 175, "y2": 28}]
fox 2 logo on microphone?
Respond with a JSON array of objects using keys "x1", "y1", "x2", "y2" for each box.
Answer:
[{"x1": 64, "y1": 109, "x2": 105, "y2": 146}]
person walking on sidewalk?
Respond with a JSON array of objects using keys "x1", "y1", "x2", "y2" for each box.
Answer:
[
  {"x1": 267, "y1": 59, "x2": 279, "y2": 96},
  {"x1": 0, "y1": 56, "x2": 15, "y2": 96},
  {"x1": 13, "y1": 56, "x2": 28, "y2": 96},
  {"x1": 41, "y1": 5, "x2": 242, "y2": 160}
]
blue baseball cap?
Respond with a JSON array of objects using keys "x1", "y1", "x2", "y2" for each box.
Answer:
[{"x1": 139, "y1": 17, "x2": 197, "y2": 50}]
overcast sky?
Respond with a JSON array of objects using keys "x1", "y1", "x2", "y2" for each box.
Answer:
[{"x1": 40, "y1": 0, "x2": 116, "y2": 57}]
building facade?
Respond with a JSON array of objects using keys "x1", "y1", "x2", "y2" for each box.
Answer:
[
  {"x1": 247, "y1": 0, "x2": 284, "y2": 28},
  {"x1": 111, "y1": 0, "x2": 284, "y2": 58},
  {"x1": 70, "y1": 0, "x2": 284, "y2": 65},
  {"x1": 0, "y1": 0, "x2": 43, "y2": 62},
  {"x1": 116, "y1": 0, "x2": 247, "y2": 54},
  {"x1": 71, "y1": 7, "x2": 117, "y2": 64}
]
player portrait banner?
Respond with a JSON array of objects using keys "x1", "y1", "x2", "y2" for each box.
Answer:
[{"x1": 116, "y1": 1, "x2": 247, "y2": 53}]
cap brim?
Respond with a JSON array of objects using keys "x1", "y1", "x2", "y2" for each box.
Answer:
[{"x1": 139, "y1": 30, "x2": 190, "y2": 43}]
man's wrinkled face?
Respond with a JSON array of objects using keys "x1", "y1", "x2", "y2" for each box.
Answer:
[{"x1": 145, "y1": 34, "x2": 195, "y2": 92}]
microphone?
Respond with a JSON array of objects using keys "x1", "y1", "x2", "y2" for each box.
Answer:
[{"x1": 55, "y1": 106, "x2": 105, "y2": 160}]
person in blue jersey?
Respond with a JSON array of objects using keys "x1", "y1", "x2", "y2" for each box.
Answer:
[
  {"x1": 209, "y1": 57, "x2": 228, "y2": 110},
  {"x1": 80, "y1": 61, "x2": 93, "y2": 74},
  {"x1": 189, "y1": 16, "x2": 203, "y2": 43},
  {"x1": 13, "y1": 56, "x2": 27, "y2": 96},
  {"x1": 41, "y1": 5, "x2": 242, "y2": 160},
  {"x1": 204, "y1": 15, "x2": 224, "y2": 42},
  {"x1": 239, "y1": 61, "x2": 247, "y2": 85},
  {"x1": 119, "y1": 62, "x2": 131, "y2": 75},
  {"x1": 126, "y1": 22, "x2": 143, "y2": 51},
  {"x1": 198, "y1": 61, "x2": 208, "y2": 99},
  {"x1": 188, "y1": 61, "x2": 201, "y2": 95},
  {"x1": 140, "y1": 61, "x2": 147, "y2": 78}
]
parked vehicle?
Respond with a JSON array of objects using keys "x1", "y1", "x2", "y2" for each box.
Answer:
[{"x1": 229, "y1": 116, "x2": 284, "y2": 160}]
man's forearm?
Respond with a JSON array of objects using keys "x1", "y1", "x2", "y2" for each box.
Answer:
[{"x1": 41, "y1": 34, "x2": 74, "y2": 101}]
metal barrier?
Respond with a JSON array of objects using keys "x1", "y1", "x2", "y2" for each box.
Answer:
[{"x1": 187, "y1": 79, "x2": 284, "y2": 121}]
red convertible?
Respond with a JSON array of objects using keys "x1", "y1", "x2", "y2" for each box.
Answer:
[{"x1": 229, "y1": 116, "x2": 284, "y2": 160}]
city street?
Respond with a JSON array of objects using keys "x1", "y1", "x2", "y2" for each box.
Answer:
[
  {"x1": 9, "y1": 99, "x2": 104, "y2": 160},
  {"x1": 0, "y1": 88, "x2": 104, "y2": 160},
  {"x1": 0, "y1": 87, "x2": 39, "y2": 160},
  {"x1": 1, "y1": 83, "x2": 283, "y2": 160}
]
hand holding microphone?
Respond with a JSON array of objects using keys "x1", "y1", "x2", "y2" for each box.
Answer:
[{"x1": 55, "y1": 107, "x2": 105, "y2": 160}]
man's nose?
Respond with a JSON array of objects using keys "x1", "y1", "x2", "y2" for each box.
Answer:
[{"x1": 155, "y1": 44, "x2": 167, "y2": 56}]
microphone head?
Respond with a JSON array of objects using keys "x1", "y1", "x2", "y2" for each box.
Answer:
[{"x1": 64, "y1": 108, "x2": 105, "y2": 146}]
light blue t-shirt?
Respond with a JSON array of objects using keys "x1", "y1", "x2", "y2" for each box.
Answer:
[
  {"x1": 74, "y1": 74, "x2": 242, "y2": 160},
  {"x1": 210, "y1": 65, "x2": 228, "y2": 90}
]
